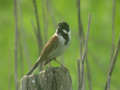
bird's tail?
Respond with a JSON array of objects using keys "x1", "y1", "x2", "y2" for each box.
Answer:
[{"x1": 26, "y1": 57, "x2": 41, "y2": 75}]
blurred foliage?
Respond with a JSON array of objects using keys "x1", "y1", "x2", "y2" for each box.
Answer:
[{"x1": 0, "y1": 0, "x2": 120, "y2": 90}]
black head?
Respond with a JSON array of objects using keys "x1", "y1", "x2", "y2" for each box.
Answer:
[
  {"x1": 57, "y1": 21, "x2": 70, "y2": 34},
  {"x1": 56, "y1": 21, "x2": 70, "y2": 45}
]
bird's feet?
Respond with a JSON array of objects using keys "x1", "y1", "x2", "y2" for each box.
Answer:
[{"x1": 53, "y1": 58, "x2": 66, "y2": 68}]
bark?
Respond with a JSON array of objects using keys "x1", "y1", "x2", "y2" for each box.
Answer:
[{"x1": 20, "y1": 67, "x2": 72, "y2": 90}]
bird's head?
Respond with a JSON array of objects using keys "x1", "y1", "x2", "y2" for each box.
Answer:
[
  {"x1": 56, "y1": 21, "x2": 71, "y2": 45},
  {"x1": 56, "y1": 21, "x2": 70, "y2": 35}
]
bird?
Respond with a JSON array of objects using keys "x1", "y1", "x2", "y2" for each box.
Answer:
[{"x1": 27, "y1": 21, "x2": 71, "y2": 75}]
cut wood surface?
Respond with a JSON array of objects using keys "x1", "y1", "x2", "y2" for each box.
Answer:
[{"x1": 20, "y1": 67, "x2": 72, "y2": 90}]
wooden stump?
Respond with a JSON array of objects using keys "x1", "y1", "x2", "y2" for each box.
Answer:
[{"x1": 20, "y1": 67, "x2": 72, "y2": 90}]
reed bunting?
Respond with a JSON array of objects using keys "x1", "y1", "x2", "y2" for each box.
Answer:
[{"x1": 27, "y1": 21, "x2": 71, "y2": 75}]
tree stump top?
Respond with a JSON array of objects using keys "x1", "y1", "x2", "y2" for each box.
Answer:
[{"x1": 20, "y1": 67, "x2": 72, "y2": 90}]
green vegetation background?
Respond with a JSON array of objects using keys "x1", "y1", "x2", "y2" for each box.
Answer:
[{"x1": 0, "y1": 0, "x2": 120, "y2": 90}]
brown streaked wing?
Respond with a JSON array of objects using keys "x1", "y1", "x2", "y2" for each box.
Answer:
[{"x1": 39, "y1": 35, "x2": 59, "y2": 63}]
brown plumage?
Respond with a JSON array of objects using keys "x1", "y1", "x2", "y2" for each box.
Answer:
[
  {"x1": 40, "y1": 34, "x2": 59, "y2": 65},
  {"x1": 27, "y1": 34, "x2": 59, "y2": 75}
]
